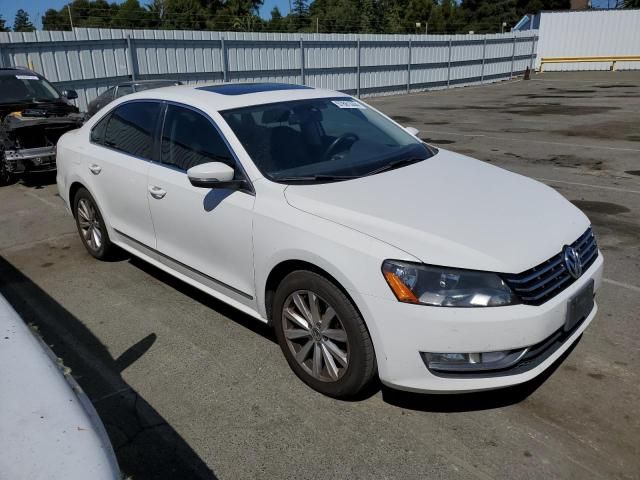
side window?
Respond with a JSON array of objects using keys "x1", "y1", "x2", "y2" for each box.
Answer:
[
  {"x1": 115, "y1": 84, "x2": 134, "y2": 98},
  {"x1": 103, "y1": 102, "x2": 161, "y2": 159},
  {"x1": 90, "y1": 113, "x2": 110, "y2": 143},
  {"x1": 161, "y1": 104, "x2": 234, "y2": 171}
]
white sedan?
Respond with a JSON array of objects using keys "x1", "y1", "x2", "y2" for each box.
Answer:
[{"x1": 56, "y1": 83, "x2": 603, "y2": 397}]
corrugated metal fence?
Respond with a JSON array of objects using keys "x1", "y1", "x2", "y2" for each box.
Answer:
[
  {"x1": 0, "y1": 28, "x2": 538, "y2": 112},
  {"x1": 535, "y1": 9, "x2": 640, "y2": 71}
]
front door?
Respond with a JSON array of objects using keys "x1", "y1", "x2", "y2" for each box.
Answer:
[{"x1": 146, "y1": 103, "x2": 256, "y2": 303}]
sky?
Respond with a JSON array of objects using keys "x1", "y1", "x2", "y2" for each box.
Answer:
[{"x1": 0, "y1": 0, "x2": 615, "y2": 30}]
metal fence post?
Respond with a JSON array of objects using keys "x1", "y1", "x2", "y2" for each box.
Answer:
[
  {"x1": 356, "y1": 37, "x2": 361, "y2": 98},
  {"x1": 446, "y1": 37, "x2": 452, "y2": 88},
  {"x1": 407, "y1": 38, "x2": 412, "y2": 94},
  {"x1": 220, "y1": 36, "x2": 228, "y2": 82},
  {"x1": 300, "y1": 37, "x2": 306, "y2": 85},
  {"x1": 529, "y1": 34, "x2": 537, "y2": 71},
  {"x1": 480, "y1": 35, "x2": 487, "y2": 83},
  {"x1": 126, "y1": 35, "x2": 137, "y2": 81},
  {"x1": 510, "y1": 34, "x2": 516, "y2": 79}
]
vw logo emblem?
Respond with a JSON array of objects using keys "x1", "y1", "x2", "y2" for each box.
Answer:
[{"x1": 563, "y1": 246, "x2": 583, "y2": 279}]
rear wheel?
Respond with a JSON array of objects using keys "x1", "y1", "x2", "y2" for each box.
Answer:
[
  {"x1": 73, "y1": 188, "x2": 114, "y2": 259},
  {"x1": 0, "y1": 154, "x2": 15, "y2": 187},
  {"x1": 273, "y1": 270, "x2": 376, "y2": 398}
]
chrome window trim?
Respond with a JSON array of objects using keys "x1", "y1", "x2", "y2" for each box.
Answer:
[
  {"x1": 88, "y1": 98, "x2": 255, "y2": 195},
  {"x1": 88, "y1": 99, "x2": 163, "y2": 163}
]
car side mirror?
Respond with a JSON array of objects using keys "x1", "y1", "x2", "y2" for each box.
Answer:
[
  {"x1": 63, "y1": 90, "x2": 78, "y2": 100},
  {"x1": 187, "y1": 162, "x2": 241, "y2": 189},
  {"x1": 404, "y1": 126, "x2": 420, "y2": 137}
]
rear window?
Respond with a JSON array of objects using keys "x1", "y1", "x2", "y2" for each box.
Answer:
[{"x1": 102, "y1": 101, "x2": 161, "y2": 159}]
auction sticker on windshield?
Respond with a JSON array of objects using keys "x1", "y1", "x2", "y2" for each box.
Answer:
[
  {"x1": 332, "y1": 100, "x2": 366, "y2": 109},
  {"x1": 16, "y1": 75, "x2": 39, "y2": 80}
]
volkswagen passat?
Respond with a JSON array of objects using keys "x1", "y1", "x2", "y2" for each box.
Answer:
[{"x1": 56, "y1": 83, "x2": 603, "y2": 397}]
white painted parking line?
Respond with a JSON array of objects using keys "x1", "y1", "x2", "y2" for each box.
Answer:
[
  {"x1": 603, "y1": 278, "x2": 640, "y2": 293},
  {"x1": 534, "y1": 178, "x2": 640, "y2": 195}
]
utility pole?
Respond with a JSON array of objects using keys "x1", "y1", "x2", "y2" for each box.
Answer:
[
  {"x1": 67, "y1": 5, "x2": 74, "y2": 30},
  {"x1": 316, "y1": 17, "x2": 319, "y2": 33},
  {"x1": 425, "y1": 21, "x2": 428, "y2": 35}
]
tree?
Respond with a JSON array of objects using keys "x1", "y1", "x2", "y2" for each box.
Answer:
[
  {"x1": 0, "y1": 14, "x2": 9, "y2": 32},
  {"x1": 380, "y1": 0, "x2": 404, "y2": 33},
  {"x1": 268, "y1": 6, "x2": 287, "y2": 31},
  {"x1": 360, "y1": 0, "x2": 379, "y2": 33},
  {"x1": 111, "y1": 0, "x2": 153, "y2": 28},
  {"x1": 308, "y1": 0, "x2": 361, "y2": 33},
  {"x1": 427, "y1": 5, "x2": 445, "y2": 33},
  {"x1": 13, "y1": 9, "x2": 36, "y2": 32},
  {"x1": 403, "y1": 0, "x2": 434, "y2": 33}
]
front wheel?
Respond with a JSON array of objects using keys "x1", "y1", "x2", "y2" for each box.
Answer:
[
  {"x1": 273, "y1": 271, "x2": 376, "y2": 398},
  {"x1": 73, "y1": 187, "x2": 114, "y2": 259},
  {"x1": 0, "y1": 157, "x2": 14, "y2": 187}
]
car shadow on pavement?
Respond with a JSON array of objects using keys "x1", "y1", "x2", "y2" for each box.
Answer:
[
  {"x1": 18, "y1": 171, "x2": 58, "y2": 189},
  {"x1": 128, "y1": 256, "x2": 277, "y2": 344},
  {"x1": 381, "y1": 338, "x2": 580, "y2": 413},
  {"x1": 0, "y1": 255, "x2": 218, "y2": 480}
]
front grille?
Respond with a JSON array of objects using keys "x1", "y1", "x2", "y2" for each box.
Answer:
[{"x1": 502, "y1": 227, "x2": 598, "y2": 306}]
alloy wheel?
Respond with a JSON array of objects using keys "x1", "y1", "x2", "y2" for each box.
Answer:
[
  {"x1": 281, "y1": 290, "x2": 350, "y2": 382},
  {"x1": 77, "y1": 198, "x2": 103, "y2": 252}
]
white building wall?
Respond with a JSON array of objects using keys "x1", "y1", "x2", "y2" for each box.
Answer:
[{"x1": 536, "y1": 9, "x2": 640, "y2": 71}]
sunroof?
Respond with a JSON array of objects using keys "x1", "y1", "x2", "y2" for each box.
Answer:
[{"x1": 196, "y1": 83, "x2": 312, "y2": 96}]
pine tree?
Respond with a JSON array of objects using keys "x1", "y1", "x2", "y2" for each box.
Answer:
[
  {"x1": 13, "y1": 9, "x2": 36, "y2": 32},
  {"x1": 293, "y1": 0, "x2": 309, "y2": 18},
  {"x1": 0, "y1": 14, "x2": 9, "y2": 32},
  {"x1": 360, "y1": 0, "x2": 378, "y2": 33}
]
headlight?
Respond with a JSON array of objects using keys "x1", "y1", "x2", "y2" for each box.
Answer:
[{"x1": 382, "y1": 260, "x2": 519, "y2": 307}]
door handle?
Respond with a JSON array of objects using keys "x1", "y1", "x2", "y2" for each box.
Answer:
[
  {"x1": 89, "y1": 164, "x2": 102, "y2": 175},
  {"x1": 148, "y1": 185, "x2": 167, "y2": 199}
]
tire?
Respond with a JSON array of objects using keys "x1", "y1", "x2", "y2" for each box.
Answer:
[
  {"x1": 73, "y1": 187, "x2": 114, "y2": 260},
  {"x1": 0, "y1": 155, "x2": 15, "y2": 187},
  {"x1": 273, "y1": 270, "x2": 376, "y2": 398}
]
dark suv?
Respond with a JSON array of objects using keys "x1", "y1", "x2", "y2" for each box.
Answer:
[{"x1": 0, "y1": 67, "x2": 84, "y2": 185}]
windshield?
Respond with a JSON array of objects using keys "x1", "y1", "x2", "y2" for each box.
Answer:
[
  {"x1": 221, "y1": 97, "x2": 434, "y2": 182},
  {"x1": 0, "y1": 73, "x2": 62, "y2": 104}
]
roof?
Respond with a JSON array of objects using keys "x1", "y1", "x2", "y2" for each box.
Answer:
[
  {"x1": 117, "y1": 79, "x2": 182, "y2": 86},
  {"x1": 109, "y1": 82, "x2": 349, "y2": 113}
]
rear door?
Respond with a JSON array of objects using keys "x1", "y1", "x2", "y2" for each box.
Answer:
[
  {"x1": 146, "y1": 103, "x2": 256, "y2": 302},
  {"x1": 86, "y1": 100, "x2": 161, "y2": 247}
]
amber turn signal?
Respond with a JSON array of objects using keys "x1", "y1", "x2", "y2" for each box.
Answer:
[{"x1": 383, "y1": 271, "x2": 419, "y2": 304}]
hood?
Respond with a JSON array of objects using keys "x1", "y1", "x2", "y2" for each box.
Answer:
[{"x1": 284, "y1": 150, "x2": 590, "y2": 274}]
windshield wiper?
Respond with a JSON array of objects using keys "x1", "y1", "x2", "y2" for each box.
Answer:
[
  {"x1": 364, "y1": 157, "x2": 425, "y2": 177},
  {"x1": 274, "y1": 174, "x2": 359, "y2": 183}
]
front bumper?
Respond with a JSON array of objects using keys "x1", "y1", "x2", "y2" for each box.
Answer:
[
  {"x1": 359, "y1": 253, "x2": 603, "y2": 393},
  {"x1": 4, "y1": 146, "x2": 57, "y2": 173}
]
